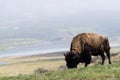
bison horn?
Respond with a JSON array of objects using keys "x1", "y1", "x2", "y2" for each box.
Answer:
[
  {"x1": 63, "y1": 53, "x2": 67, "y2": 57},
  {"x1": 73, "y1": 54, "x2": 79, "y2": 59}
]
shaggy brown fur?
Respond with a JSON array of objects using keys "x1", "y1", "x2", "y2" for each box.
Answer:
[
  {"x1": 70, "y1": 33, "x2": 110, "y2": 54},
  {"x1": 64, "y1": 33, "x2": 111, "y2": 68}
]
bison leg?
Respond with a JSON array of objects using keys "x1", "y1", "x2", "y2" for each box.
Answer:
[
  {"x1": 84, "y1": 55, "x2": 91, "y2": 67},
  {"x1": 105, "y1": 51, "x2": 112, "y2": 64},
  {"x1": 85, "y1": 63, "x2": 88, "y2": 67},
  {"x1": 100, "y1": 53, "x2": 105, "y2": 65}
]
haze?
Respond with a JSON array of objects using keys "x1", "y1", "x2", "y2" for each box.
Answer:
[{"x1": 0, "y1": 0, "x2": 120, "y2": 57}]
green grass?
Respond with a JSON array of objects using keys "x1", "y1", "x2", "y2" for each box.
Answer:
[{"x1": 0, "y1": 61, "x2": 120, "y2": 80}]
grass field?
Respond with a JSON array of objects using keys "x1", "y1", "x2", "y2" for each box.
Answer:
[
  {"x1": 0, "y1": 61, "x2": 119, "y2": 80},
  {"x1": 0, "y1": 47, "x2": 119, "y2": 80}
]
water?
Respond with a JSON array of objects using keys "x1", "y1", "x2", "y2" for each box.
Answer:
[
  {"x1": 0, "y1": 62, "x2": 11, "y2": 65},
  {"x1": 110, "y1": 43, "x2": 120, "y2": 47},
  {"x1": 0, "y1": 48, "x2": 69, "y2": 58},
  {"x1": 0, "y1": 42, "x2": 120, "y2": 58}
]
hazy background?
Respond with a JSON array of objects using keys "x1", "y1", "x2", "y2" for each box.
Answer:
[{"x1": 0, "y1": 0, "x2": 120, "y2": 57}]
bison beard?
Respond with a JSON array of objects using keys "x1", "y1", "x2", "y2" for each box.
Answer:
[{"x1": 64, "y1": 33, "x2": 112, "y2": 68}]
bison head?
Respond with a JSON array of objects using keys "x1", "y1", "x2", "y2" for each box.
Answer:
[{"x1": 64, "y1": 52, "x2": 80, "y2": 68}]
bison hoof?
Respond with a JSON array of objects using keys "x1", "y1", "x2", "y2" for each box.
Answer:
[{"x1": 109, "y1": 62, "x2": 112, "y2": 64}]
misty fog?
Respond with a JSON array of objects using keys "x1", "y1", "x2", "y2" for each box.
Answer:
[{"x1": 0, "y1": 0, "x2": 120, "y2": 57}]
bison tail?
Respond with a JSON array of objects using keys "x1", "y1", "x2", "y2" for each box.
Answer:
[{"x1": 104, "y1": 37, "x2": 111, "y2": 50}]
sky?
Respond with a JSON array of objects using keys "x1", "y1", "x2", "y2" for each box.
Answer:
[
  {"x1": 0, "y1": 0, "x2": 120, "y2": 37},
  {"x1": 0, "y1": 0, "x2": 120, "y2": 23}
]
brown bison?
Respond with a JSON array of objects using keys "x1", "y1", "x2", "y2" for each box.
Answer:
[{"x1": 64, "y1": 33, "x2": 111, "y2": 68}]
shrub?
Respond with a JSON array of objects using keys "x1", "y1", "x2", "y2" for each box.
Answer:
[
  {"x1": 58, "y1": 65, "x2": 67, "y2": 70},
  {"x1": 34, "y1": 68, "x2": 48, "y2": 74}
]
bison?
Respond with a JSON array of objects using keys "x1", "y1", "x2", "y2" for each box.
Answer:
[{"x1": 64, "y1": 33, "x2": 111, "y2": 68}]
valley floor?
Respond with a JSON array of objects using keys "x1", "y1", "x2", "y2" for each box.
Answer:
[{"x1": 0, "y1": 47, "x2": 120, "y2": 77}]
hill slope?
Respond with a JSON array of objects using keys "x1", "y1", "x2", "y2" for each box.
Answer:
[{"x1": 0, "y1": 61, "x2": 119, "y2": 80}]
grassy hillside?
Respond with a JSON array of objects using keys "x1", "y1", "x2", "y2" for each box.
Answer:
[
  {"x1": 0, "y1": 48, "x2": 120, "y2": 80},
  {"x1": 0, "y1": 61, "x2": 119, "y2": 80}
]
